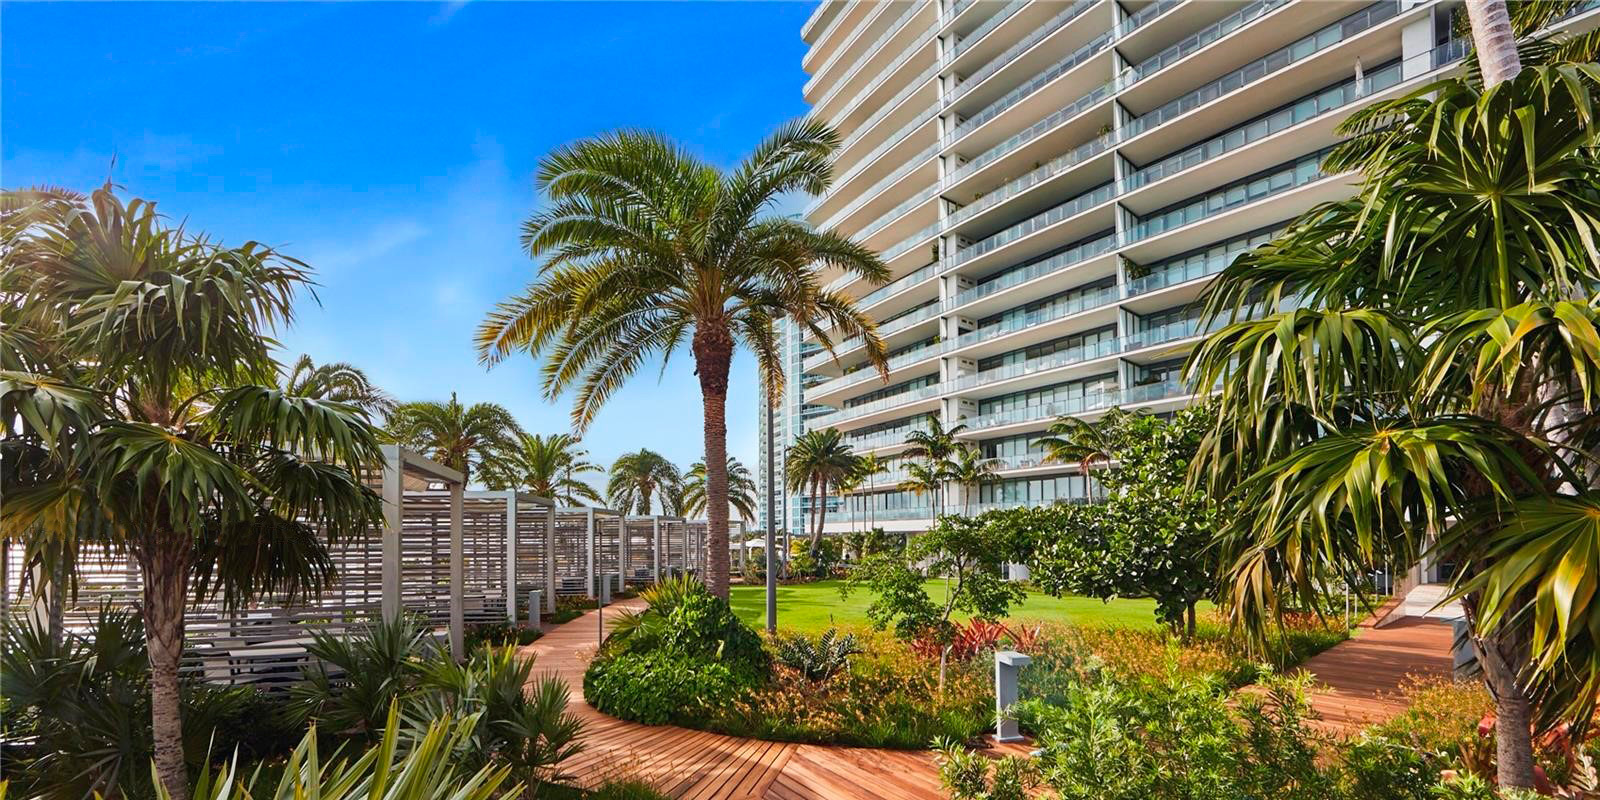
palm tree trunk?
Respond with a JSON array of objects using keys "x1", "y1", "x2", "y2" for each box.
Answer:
[
  {"x1": 1462, "y1": 591, "x2": 1539, "y2": 789},
  {"x1": 811, "y1": 480, "x2": 828, "y2": 552},
  {"x1": 141, "y1": 533, "x2": 192, "y2": 800},
  {"x1": 1465, "y1": 0, "x2": 1521, "y2": 87},
  {"x1": 693, "y1": 329, "x2": 734, "y2": 599}
]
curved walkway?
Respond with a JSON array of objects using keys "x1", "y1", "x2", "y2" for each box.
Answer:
[
  {"x1": 522, "y1": 598, "x2": 963, "y2": 799},
  {"x1": 523, "y1": 601, "x2": 1455, "y2": 798}
]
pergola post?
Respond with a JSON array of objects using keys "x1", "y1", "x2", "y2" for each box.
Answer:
[
  {"x1": 543, "y1": 507, "x2": 556, "y2": 614},
  {"x1": 585, "y1": 507, "x2": 597, "y2": 600},
  {"x1": 380, "y1": 447, "x2": 404, "y2": 621},
  {"x1": 504, "y1": 492, "x2": 518, "y2": 624},
  {"x1": 617, "y1": 514, "x2": 627, "y2": 592},
  {"x1": 449, "y1": 481, "x2": 465, "y2": 658},
  {"x1": 652, "y1": 517, "x2": 661, "y2": 580}
]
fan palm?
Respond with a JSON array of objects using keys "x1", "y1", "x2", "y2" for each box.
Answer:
[
  {"x1": 1184, "y1": 21, "x2": 1600, "y2": 787},
  {"x1": 474, "y1": 118, "x2": 891, "y2": 598},
  {"x1": 1, "y1": 185, "x2": 383, "y2": 800},
  {"x1": 386, "y1": 393, "x2": 522, "y2": 485},
  {"x1": 607, "y1": 449, "x2": 680, "y2": 515},
  {"x1": 680, "y1": 457, "x2": 758, "y2": 520},
  {"x1": 478, "y1": 432, "x2": 602, "y2": 505},
  {"x1": 280, "y1": 354, "x2": 394, "y2": 418},
  {"x1": 785, "y1": 428, "x2": 858, "y2": 551},
  {"x1": 902, "y1": 416, "x2": 966, "y2": 517},
  {"x1": 946, "y1": 444, "x2": 1000, "y2": 516}
]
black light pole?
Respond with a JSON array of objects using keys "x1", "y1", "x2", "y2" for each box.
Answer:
[{"x1": 765, "y1": 395, "x2": 778, "y2": 635}]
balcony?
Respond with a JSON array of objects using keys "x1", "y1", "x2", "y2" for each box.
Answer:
[
  {"x1": 962, "y1": 381, "x2": 1188, "y2": 432},
  {"x1": 944, "y1": 0, "x2": 1102, "y2": 107},
  {"x1": 947, "y1": 182, "x2": 1115, "y2": 270},
  {"x1": 946, "y1": 283, "x2": 1120, "y2": 353},
  {"x1": 943, "y1": 29, "x2": 1114, "y2": 152},
  {"x1": 949, "y1": 232, "x2": 1116, "y2": 309},
  {"x1": 1126, "y1": 146, "x2": 1336, "y2": 243},
  {"x1": 808, "y1": 341, "x2": 943, "y2": 400}
]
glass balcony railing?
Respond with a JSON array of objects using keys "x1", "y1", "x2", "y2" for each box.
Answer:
[
  {"x1": 1128, "y1": 146, "x2": 1335, "y2": 242},
  {"x1": 950, "y1": 0, "x2": 1027, "y2": 58},
  {"x1": 1120, "y1": 0, "x2": 1291, "y2": 86},
  {"x1": 952, "y1": 337, "x2": 1122, "y2": 392},
  {"x1": 964, "y1": 381, "x2": 1187, "y2": 431},
  {"x1": 820, "y1": 382, "x2": 944, "y2": 425},
  {"x1": 946, "y1": 130, "x2": 1114, "y2": 228},
  {"x1": 838, "y1": 62, "x2": 941, "y2": 156},
  {"x1": 944, "y1": 78, "x2": 1115, "y2": 186},
  {"x1": 821, "y1": 342, "x2": 943, "y2": 393},
  {"x1": 951, "y1": 233, "x2": 1116, "y2": 308},
  {"x1": 823, "y1": 5, "x2": 938, "y2": 121},
  {"x1": 1122, "y1": 0, "x2": 1403, "y2": 138},
  {"x1": 847, "y1": 421, "x2": 930, "y2": 451},
  {"x1": 804, "y1": 1, "x2": 899, "y2": 96},
  {"x1": 947, "y1": 284, "x2": 1120, "y2": 351},
  {"x1": 1123, "y1": 60, "x2": 1404, "y2": 192},
  {"x1": 854, "y1": 181, "x2": 941, "y2": 243},
  {"x1": 1126, "y1": 239, "x2": 1268, "y2": 295},
  {"x1": 945, "y1": 30, "x2": 1114, "y2": 146},
  {"x1": 832, "y1": 106, "x2": 940, "y2": 205},
  {"x1": 879, "y1": 218, "x2": 944, "y2": 262},
  {"x1": 808, "y1": 0, "x2": 930, "y2": 104},
  {"x1": 1126, "y1": 316, "x2": 1207, "y2": 349},
  {"x1": 815, "y1": 301, "x2": 944, "y2": 363},
  {"x1": 1116, "y1": 0, "x2": 1181, "y2": 36},
  {"x1": 814, "y1": 140, "x2": 938, "y2": 231},
  {"x1": 945, "y1": 0, "x2": 1099, "y2": 106},
  {"x1": 948, "y1": 182, "x2": 1114, "y2": 267}
]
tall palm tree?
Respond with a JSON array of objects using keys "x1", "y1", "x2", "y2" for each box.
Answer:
[
  {"x1": 478, "y1": 431, "x2": 603, "y2": 505},
  {"x1": 1465, "y1": 0, "x2": 1520, "y2": 86},
  {"x1": 681, "y1": 457, "x2": 758, "y2": 520},
  {"x1": 1037, "y1": 412, "x2": 1120, "y2": 499},
  {"x1": 897, "y1": 461, "x2": 946, "y2": 520},
  {"x1": 474, "y1": 119, "x2": 890, "y2": 599},
  {"x1": 946, "y1": 444, "x2": 1000, "y2": 516},
  {"x1": 1, "y1": 186, "x2": 382, "y2": 800},
  {"x1": 834, "y1": 467, "x2": 864, "y2": 534},
  {"x1": 785, "y1": 428, "x2": 858, "y2": 551},
  {"x1": 387, "y1": 393, "x2": 522, "y2": 485},
  {"x1": 607, "y1": 449, "x2": 680, "y2": 515},
  {"x1": 279, "y1": 354, "x2": 394, "y2": 418},
  {"x1": 852, "y1": 453, "x2": 889, "y2": 529},
  {"x1": 1185, "y1": 24, "x2": 1600, "y2": 787},
  {"x1": 902, "y1": 416, "x2": 966, "y2": 518}
]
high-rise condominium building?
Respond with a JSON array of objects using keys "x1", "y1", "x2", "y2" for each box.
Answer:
[{"x1": 758, "y1": 0, "x2": 1599, "y2": 540}]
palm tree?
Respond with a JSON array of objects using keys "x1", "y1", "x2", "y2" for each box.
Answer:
[
  {"x1": 897, "y1": 460, "x2": 946, "y2": 520},
  {"x1": 1037, "y1": 412, "x2": 1120, "y2": 499},
  {"x1": 1185, "y1": 24, "x2": 1600, "y2": 788},
  {"x1": 852, "y1": 453, "x2": 889, "y2": 529},
  {"x1": 785, "y1": 428, "x2": 859, "y2": 551},
  {"x1": 1465, "y1": 0, "x2": 1520, "y2": 86},
  {"x1": 1, "y1": 185, "x2": 382, "y2": 800},
  {"x1": 607, "y1": 449, "x2": 680, "y2": 515},
  {"x1": 387, "y1": 393, "x2": 522, "y2": 485},
  {"x1": 474, "y1": 119, "x2": 890, "y2": 599},
  {"x1": 280, "y1": 354, "x2": 394, "y2": 418},
  {"x1": 681, "y1": 457, "x2": 758, "y2": 520},
  {"x1": 478, "y1": 432, "x2": 603, "y2": 505},
  {"x1": 946, "y1": 444, "x2": 1000, "y2": 516},
  {"x1": 834, "y1": 467, "x2": 864, "y2": 534},
  {"x1": 902, "y1": 416, "x2": 966, "y2": 517}
]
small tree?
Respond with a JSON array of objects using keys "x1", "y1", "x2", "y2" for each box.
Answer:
[
  {"x1": 1021, "y1": 405, "x2": 1221, "y2": 637},
  {"x1": 844, "y1": 515, "x2": 1026, "y2": 641}
]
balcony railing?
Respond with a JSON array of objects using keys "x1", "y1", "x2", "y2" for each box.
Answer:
[
  {"x1": 813, "y1": 140, "x2": 938, "y2": 231},
  {"x1": 945, "y1": 0, "x2": 1099, "y2": 106},
  {"x1": 952, "y1": 336, "x2": 1122, "y2": 393},
  {"x1": 831, "y1": 105, "x2": 940, "y2": 205},
  {"x1": 945, "y1": 30, "x2": 1114, "y2": 147},
  {"x1": 948, "y1": 182, "x2": 1115, "y2": 267},
  {"x1": 859, "y1": 259, "x2": 941, "y2": 309},
  {"x1": 821, "y1": 381, "x2": 944, "y2": 425},
  {"x1": 946, "y1": 132, "x2": 1115, "y2": 228},
  {"x1": 819, "y1": 342, "x2": 943, "y2": 394},
  {"x1": 947, "y1": 284, "x2": 1120, "y2": 350},
  {"x1": 1116, "y1": 0, "x2": 1181, "y2": 36},
  {"x1": 808, "y1": 0, "x2": 930, "y2": 104},
  {"x1": 950, "y1": 0, "x2": 1028, "y2": 58},
  {"x1": 1120, "y1": 0, "x2": 1290, "y2": 86},
  {"x1": 944, "y1": 78, "x2": 1115, "y2": 186},
  {"x1": 964, "y1": 381, "x2": 1187, "y2": 431},
  {"x1": 1128, "y1": 146, "x2": 1336, "y2": 242},
  {"x1": 815, "y1": 301, "x2": 944, "y2": 364},
  {"x1": 837, "y1": 61, "x2": 941, "y2": 156},
  {"x1": 847, "y1": 421, "x2": 931, "y2": 451},
  {"x1": 951, "y1": 233, "x2": 1116, "y2": 308}
]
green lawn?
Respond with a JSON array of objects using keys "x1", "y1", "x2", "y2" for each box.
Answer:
[{"x1": 728, "y1": 579, "x2": 1197, "y2": 634}]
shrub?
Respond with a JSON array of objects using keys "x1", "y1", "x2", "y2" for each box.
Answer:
[
  {"x1": 935, "y1": 737, "x2": 1037, "y2": 800},
  {"x1": 774, "y1": 628, "x2": 861, "y2": 683},
  {"x1": 463, "y1": 621, "x2": 543, "y2": 652},
  {"x1": 290, "y1": 614, "x2": 435, "y2": 741},
  {"x1": 584, "y1": 577, "x2": 768, "y2": 726}
]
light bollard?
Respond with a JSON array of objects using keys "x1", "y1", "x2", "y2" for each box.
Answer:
[
  {"x1": 993, "y1": 650, "x2": 1031, "y2": 743},
  {"x1": 527, "y1": 590, "x2": 543, "y2": 627}
]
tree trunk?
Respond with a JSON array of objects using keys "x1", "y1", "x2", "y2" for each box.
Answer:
[
  {"x1": 1185, "y1": 602, "x2": 1197, "y2": 641},
  {"x1": 1465, "y1": 0, "x2": 1522, "y2": 87},
  {"x1": 1465, "y1": 590, "x2": 1539, "y2": 789},
  {"x1": 141, "y1": 534, "x2": 192, "y2": 800},
  {"x1": 810, "y1": 479, "x2": 828, "y2": 552},
  {"x1": 693, "y1": 327, "x2": 734, "y2": 600}
]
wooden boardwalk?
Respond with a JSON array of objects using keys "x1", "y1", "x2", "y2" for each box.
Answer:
[{"x1": 522, "y1": 602, "x2": 1455, "y2": 797}]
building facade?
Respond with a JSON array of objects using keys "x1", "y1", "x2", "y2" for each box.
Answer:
[{"x1": 760, "y1": 0, "x2": 1598, "y2": 540}]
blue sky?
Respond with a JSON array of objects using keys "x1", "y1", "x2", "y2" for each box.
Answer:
[{"x1": 2, "y1": 1, "x2": 816, "y2": 498}]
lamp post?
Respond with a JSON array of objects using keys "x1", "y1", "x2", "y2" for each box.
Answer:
[{"x1": 765, "y1": 396, "x2": 778, "y2": 635}]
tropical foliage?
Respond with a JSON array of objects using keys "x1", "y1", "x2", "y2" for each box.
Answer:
[
  {"x1": 0, "y1": 184, "x2": 384, "y2": 799},
  {"x1": 479, "y1": 431, "x2": 603, "y2": 504},
  {"x1": 900, "y1": 417, "x2": 968, "y2": 517},
  {"x1": 679, "y1": 456, "x2": 758, "y2": 520},
  {"x1": 785, "y1": 428, "x2": 857, "y2": 549},
  {"x1": 843, "y1": 514, "x2": 1027, "y2": 642},
  {"x1": 475, "y1": 119, "x2": 891, "y2": 598},
  {"x1": 606, "y1": 448, "x2": 681, "y2": 514},
  {"x1": 280, "y1": 353, "x2": 394, "y2": 418},
  {"x1": 387, "y1": 393, "x2": 523, "y2": 483},
  {"x1": 1183, "y1": 15, "x2": 1600, "y2": 787}
]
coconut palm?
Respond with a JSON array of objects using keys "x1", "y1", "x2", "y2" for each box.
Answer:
[
  {"x1": 1184, "y1": 21, "x2": 1600, "y2": 787},
  {"x1": 1, "y1": 185, "x2": 383, "y2": 800},
  {"x1": 280, "y1": 354, "x2": 394, "y2": 418},
  {"x1": 946, "y1": 444, "x2": 1001, "y2": 516},
  {"x1": 478, "y1": 432, "x2": 603, "y2": 505},
  {"x1": 897, "y1": 461, "x2": 946, "y2": 520},
  {"x1": 386, "y1": 394, "x2": 522, "y2": 485},
  {"x1": 474, "y1": 119, "x2": 891, "y2": 598},
  {"x1": 852, "y1": 453, "x2": 889, "y2": 529},
  {"x1": 902, "y1": 416, "x2": 966, "y2": 517},
  {"x1": 680, "y1": 457, "x2": 758, "y2": 520},
  {"x1": 607, "y1": 449, "x2": 681, "y2": 515},
  {"x1": 1038, "y1": 411, "x2": 1121, "y2": 499},
  {"x1": 785, "y1": 428, "x2": 858, "y2": 550}
]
